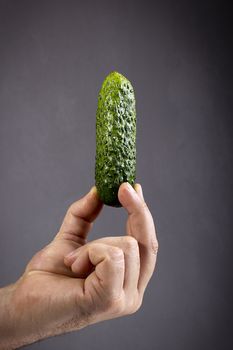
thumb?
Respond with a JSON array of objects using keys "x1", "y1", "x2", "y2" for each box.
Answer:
[{"x1": 55, "y1": 186, "x2": 103, "y2": 242}]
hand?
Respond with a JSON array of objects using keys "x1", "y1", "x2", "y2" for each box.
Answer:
[{"x1": 1, "y1": 183, "x2": 158, "y2": 348}]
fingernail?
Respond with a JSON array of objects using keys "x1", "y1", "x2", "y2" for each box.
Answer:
[
  {"x1": 125, "y1": 182, "x2": 136, "y2": 195},
  {"x1": 89, "y1": 186, "x2": 98, "y2": 195},
  {"x1": 135, "y1": 183, "x2": 144, "y2": 201}
]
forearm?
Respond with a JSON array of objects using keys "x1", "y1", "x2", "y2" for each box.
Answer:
[
  {"x1": 0, "y1": 274, "x2": 89, "y2": 349},
  {"x1": 0, "y1": 278, "x2": 51, "y2": 349},
  {"x1": 0, "y1": 282, "x2": 22, "y2": 349}
]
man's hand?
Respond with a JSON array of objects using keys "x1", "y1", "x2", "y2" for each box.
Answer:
[{"x1": 0, "y1": 183, "x2": 158, "y2": 349}]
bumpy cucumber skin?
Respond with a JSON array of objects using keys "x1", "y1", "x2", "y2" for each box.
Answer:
[{"x1": 95, "y1": 71, "x2": 136, "y2": 207}]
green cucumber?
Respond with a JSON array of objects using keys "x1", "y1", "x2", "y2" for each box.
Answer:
[{"x1": 95, "y1": 71, "x2": 136, "y2": 207}]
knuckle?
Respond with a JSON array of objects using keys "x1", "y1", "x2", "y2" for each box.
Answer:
[
  {"x1": 99, "y1": 291, "x2": 125, "y2": 314},
  {"x1": 123, "y1": 236, "x2": 139, "y2": 253},
  {"x1": 108, "y1": 246, "x2": 124, "y2": 262},
  {"x1": 68, "y1": 203, "x2": 75, "y2": 214},
  {"x1": 106, "y1": 297, "x2": 125, "y2": 314},
  {"x1": 128, "y1": 296, "x2": 143, "y2": 314},
  {"x1": 67, "y1": 201, "x2": 82, "y2": 218},
  {"x1": 103, "y1": 293, "x2": 143, "y2": 316},
  {"x1": 151, "y1": 238, "x2": 159, "y2": 255}
]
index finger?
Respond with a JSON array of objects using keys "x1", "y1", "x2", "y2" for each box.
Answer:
[{"x1": 118, "y1": 182, "x2": 158, "y2": 294}]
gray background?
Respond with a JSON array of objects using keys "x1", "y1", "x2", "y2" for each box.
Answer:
[{"x1": 0, "y1": 0, "x2": 232, "y2": 349}]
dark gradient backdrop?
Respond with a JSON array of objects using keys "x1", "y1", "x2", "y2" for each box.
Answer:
[{"x1": 0, "y1": 1, "x2": 232, "y2": 349}]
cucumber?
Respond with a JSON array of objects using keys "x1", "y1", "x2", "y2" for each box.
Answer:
[{"x1": 95, "y1": 71, "x2": 136, "y2": 207}]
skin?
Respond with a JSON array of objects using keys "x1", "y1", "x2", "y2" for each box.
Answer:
[{"x1": 0, "y1": 182, "x2": 158, "y2": 349}]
